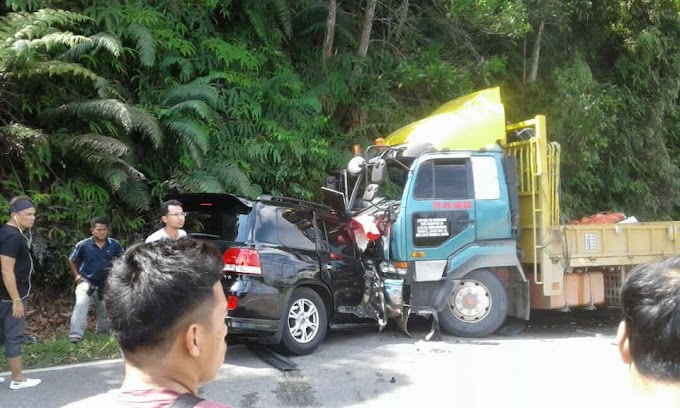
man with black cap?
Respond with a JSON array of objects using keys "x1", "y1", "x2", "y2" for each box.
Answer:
[{"x1": 0, "y1": 195, "x2": 41, "y2": 389}]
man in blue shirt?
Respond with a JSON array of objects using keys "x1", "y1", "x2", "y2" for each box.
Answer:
[{"x1": 68, "y1": 217, "x2": 123, "y2": 344}]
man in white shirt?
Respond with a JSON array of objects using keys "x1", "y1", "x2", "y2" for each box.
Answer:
[{"x1": 145, "y1": 199, "x2": 187, "y2": 243}]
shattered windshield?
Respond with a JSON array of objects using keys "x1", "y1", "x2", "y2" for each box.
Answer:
[{"x1": 379, "y1": 161, "x2": 409, "y2": 201}]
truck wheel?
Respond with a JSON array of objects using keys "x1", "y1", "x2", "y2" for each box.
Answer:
[
  {"x1": 277, "y1": 287, "x2": 328, "y2": 356},
  {"x1": 439, "y1": 269, "x2": 508, "y2": 338}
]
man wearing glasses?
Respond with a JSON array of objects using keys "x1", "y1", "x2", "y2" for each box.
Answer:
[{"x1": 146, "y1": 199, "x2": 188, "y2": 243}]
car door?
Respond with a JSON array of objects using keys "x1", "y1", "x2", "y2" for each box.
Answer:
[{"x1": 315, "y1": 212, "x2": 365, "y2": 318}]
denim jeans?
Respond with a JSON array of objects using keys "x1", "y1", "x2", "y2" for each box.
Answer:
[{"x1": 69, "y1": 281, "x2": 108, "y2": 339}]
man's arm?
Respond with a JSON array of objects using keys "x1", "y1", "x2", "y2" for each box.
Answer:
[
  {"x1": 1, "y1": 254, "x2": 25, "y2": 318},
  {"x1": 69, "y1": 242, "x2": 84, "y2": 283},
  {"x1": 69, "y1": 259, "x2": 82, "y2": 284}
]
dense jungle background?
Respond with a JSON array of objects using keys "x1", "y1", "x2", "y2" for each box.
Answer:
[{"x1": 2, "y1": 0, "x2": 680, "y2": 292}]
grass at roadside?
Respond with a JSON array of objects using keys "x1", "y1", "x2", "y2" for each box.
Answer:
[{"x1": 0, "y1": 333, "x2": 121, "y2": 371}]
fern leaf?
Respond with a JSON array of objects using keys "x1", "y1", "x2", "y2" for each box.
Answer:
[
  {"x1": 59, "y1": 32, "x2": 122, "y2": 60},
  {"x1": 55, "y1": 99, "x2": 133, "y2": 131},
  {"x1": 8, "y1": 60, "x2": 99, "y2": 81},
  {"x1": 271, "y1": 0, "x2": 293, "y2": 40},
  {"x1": 99, "y1": 167, "x2": 128, "y2": 191},
  {"x1": 161, "y1": 84, "x2": 219, "y2": 107},
  {"x1": 164, "y1": 118, "x2": 210, "y2": 154},
  {"x1": 128, "y1": 23, "x2": 156, "y2": 67},
  {"x1": 115, "y1": 180, "x2": 150, "y2": 212},
  {"x1": 64, "y1": 133, "x2": 130, "y2": 157},
  {"x1": 130, "y1": 107, "x2": 163, "y2": 148},
  {"x1": 169, "y1": 171, "x2": 223, "y2": 193},
  {"x1": 200, "y1": 38, "x2": 261, "y2": 71},
  {"x1": 163, "y1": 100, "x2": 216, "y2": 122},
  {"x1": 209, "y1": 162, "x2": 259, "y2": 197}
]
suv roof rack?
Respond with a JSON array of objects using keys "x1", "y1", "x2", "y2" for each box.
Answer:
[{"x1": 257, "y1": 195, "x2": 334, "y2": 212}]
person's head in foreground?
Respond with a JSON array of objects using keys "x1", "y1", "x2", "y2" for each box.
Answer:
[
  {"x1": 64, "y1": 238, "x2": 230, "y2": 407},
  {"x1": 617, "y1": 255, "x2": 680, "y2": 403}
]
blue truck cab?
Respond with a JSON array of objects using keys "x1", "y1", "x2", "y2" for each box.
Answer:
[{"x1": 328, "y1": 142, "x2": 529, "y2": 338}]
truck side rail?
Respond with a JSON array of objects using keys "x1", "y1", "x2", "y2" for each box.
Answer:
[{"x1": 502, "y1": 116, "x2": 561, "y2": 295}]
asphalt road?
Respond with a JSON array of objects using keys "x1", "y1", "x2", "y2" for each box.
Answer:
[{"x1": 1, "y1": 309, "x2": 629, "y2": 408}]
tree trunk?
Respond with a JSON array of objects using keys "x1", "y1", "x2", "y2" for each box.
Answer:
[
  {"x1": 391, "y1": 0, "x2": 409, "y2": 43},
  {"x1": 357, "y1": 0, "x2": 377, "y2": 58},
  {"x1": 322, "y1": 0, "x2": 337, "y2": 61},
  {"x1": 528, "y1": 20, "x2": 545, "y2": 84}
]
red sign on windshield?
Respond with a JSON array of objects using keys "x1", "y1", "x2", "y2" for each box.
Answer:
[{"x1": 432, "y1": 201, "x2": 472, "y2": 210}]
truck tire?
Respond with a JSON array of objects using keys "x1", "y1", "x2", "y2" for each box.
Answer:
[
  {"x1": 277, "y1": 287, "x2": 328, "y2": 356},
  {"x1": 439, "y1": 269, "x2": 508, "y2": 338}
]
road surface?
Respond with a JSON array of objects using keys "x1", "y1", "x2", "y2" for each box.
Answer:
[{"x1": 1, "y1": 309, "x2": 630, "y2": 408}]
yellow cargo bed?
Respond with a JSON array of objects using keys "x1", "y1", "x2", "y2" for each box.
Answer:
[{"x1": 503, "y1": 117, "x2": 680, "y2": 310}]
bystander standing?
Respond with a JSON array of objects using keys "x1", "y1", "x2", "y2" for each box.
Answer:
[
  {"x1": 0, "y1": 196, "x2": 41, "y2": 389},
  {"x1": 68, "y1": 217, "x2": 124, "y2": 344}
]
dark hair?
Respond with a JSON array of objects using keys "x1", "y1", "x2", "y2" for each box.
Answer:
[
  {"x1": 620, "y1": 256, "x2": 680, "y2": 381},
  {"x1": 160, "y1": 199, "x2": 183, "y2": 216},
  {"x1": 106, "y1": 238, "x2": 223, "y2": 353},
  {"x1": 90, "y1": 217, "x2": 109, "y2": 228}
]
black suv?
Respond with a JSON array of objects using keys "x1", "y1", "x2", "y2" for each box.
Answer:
[{"x1": 173, "y1": 193, "x2": 385, "y2": 355}]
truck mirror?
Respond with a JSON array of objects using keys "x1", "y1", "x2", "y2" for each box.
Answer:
[
  {"x1": 387, "y1": 203, "x2": 398, "y2": 223},
  {"x1": 371, "y1": 159, "x2": 386, "y2": 184},
  {"x1": 363, "y1": 183, "x2": 379, "y2": 201},
  {"x1": 348, "y1": 156, "x2": 366, "y2": 176}
]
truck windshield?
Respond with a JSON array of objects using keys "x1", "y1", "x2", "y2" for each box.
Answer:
[{"x1": 380, "y1": 163, "x2": 409, "y2": 201}]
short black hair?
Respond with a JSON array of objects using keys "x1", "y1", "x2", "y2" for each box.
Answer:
[
  {"x1": 620, "y1": 256, "x2": 680, "y2": 381},
  {"x1": 160, "y1": 199, "x2": 183, "y2": 216},
  {"x1": 105, "y1": 238, "x2": 223, "y2": 353},
  {"x1": 90, "y1": 217, "x2": 109, "y2": 228}
]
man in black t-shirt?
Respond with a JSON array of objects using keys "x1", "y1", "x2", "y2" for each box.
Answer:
[{"x1": 0, "y1": 196, "x2": 41, "y2": 390}]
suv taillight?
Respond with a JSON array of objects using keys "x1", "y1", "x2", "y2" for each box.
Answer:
[{"x1": 223, "y1": 248, "x2": 262, "y2": 275}]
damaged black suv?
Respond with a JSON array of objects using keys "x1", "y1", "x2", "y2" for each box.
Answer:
[{"x1": 173, "y1": 193, "x2": 384, "y2": 355}]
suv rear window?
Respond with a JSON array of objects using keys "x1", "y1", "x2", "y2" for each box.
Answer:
[
  {"x1": 254, "y1": 205, "x2": 316, "y2": 251},
  {"x1": 181, "y1": 196, "x2": 251, "y2": 242}
]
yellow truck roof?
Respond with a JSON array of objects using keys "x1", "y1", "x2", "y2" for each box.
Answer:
[{"x1": 384, "y1": 87, "x2": 506, "y2": 150}]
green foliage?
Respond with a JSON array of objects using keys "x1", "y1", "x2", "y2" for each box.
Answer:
[{"x1": 4, "y1": 0, "x2": 680, "y2": 290}]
